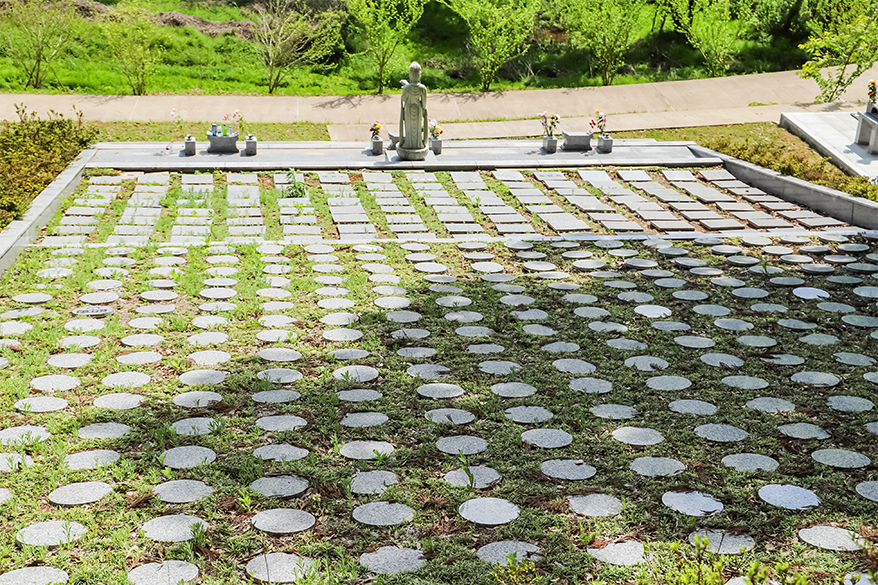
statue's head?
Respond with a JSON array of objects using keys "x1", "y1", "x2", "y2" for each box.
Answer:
[{"x1": 409, "y1": 62, "x2": 422, "y2": 83}]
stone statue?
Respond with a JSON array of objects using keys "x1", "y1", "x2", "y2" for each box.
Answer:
[{"x1": 397, "y1": 62, "x2": 429, "y2": 161}]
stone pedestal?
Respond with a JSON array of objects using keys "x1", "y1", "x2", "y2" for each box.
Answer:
[
  {"x1": 245, "y1": 135, "x2": 257, "y2": 156},
  {"x1": 184, "y1": 135, "x2": 196, "y2": 156},
  {"x1": 562, "y1": 130, "x2": 593, "y2": 151},
  {"x1": 597, "y1": 134, "x2": 614, "y2": 154},
  {"x1": 542, "y1": 136, "x2": 557, "y2": 154},
  {"x1": 206, "y1": 132, "x2": 239, "y2": 154},
  {"x1": 397, "y1": 146, "x2": 428, "y2": 161}
]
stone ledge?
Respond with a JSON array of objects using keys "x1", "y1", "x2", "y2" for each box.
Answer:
[
  {"x1": 0, "y1": 148, "x2": 96, "y2": 272},
  {"x1": 688, "y1": 144, "x2": 878, "y2": 230}
]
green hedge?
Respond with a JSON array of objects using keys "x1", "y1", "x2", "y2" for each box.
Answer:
[{"x1": 0, "y1": 105, "x2": 98, "y2": 229}]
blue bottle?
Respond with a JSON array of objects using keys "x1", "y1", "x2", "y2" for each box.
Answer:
[
  {"x1": 211, "y1": 124, "x2": 217, "y2": 136},
  {"x1": 228, "y1": 125, "x2": 233, "y2": 135}
]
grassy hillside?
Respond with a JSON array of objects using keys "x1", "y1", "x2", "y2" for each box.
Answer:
[{"x1": 0, "y1": 0, "x2": 810, "y2": 96}]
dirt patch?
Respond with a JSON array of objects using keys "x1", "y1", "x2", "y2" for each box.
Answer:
[
  {"x1": 154, "y1": 11, "x2": 254, "y2": 40},
  {"x1": 75, "y1": 0, "x2": 255, "y2": 40}
]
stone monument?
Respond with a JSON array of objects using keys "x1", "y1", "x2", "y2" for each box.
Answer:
[{"x1": 397, "y1": 62, "x2": 429, "y2": 161}]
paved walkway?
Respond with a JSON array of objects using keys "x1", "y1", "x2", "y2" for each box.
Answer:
[
  {"x1": 2, "y1": 66, "x2": 878, "y2": 138},
  {"x1": 780, "y1": 111, "x2": 878, "y2": 178}
]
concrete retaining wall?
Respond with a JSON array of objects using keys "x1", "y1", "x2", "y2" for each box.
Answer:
[
  {"x1": 0, "y1": 148, "x2": 96, "y2": 272},
  {"x1": 689, "y1": 144, "x2": 878, "y2": 230}
]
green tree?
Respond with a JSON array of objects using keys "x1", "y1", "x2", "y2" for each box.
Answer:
[
  {"x1": 101, "y1": 2, "x2": 161, "y2": 96},
  {"x1": 255, "y1": 0, "x2": 341, "y2": 95},
  {"x1": 443, "y1": 0, "x2": 538, "y2": 91},
  {"x1": 687, "y1": 0, "x2": 741, "y2": 76},
  {"x1": 656, "y1": 0, "x2": 698, "y2": 32},
  {"x1": 798, "y1": 2, "x2": 878, "y2": 102},
  {"x1": 0, "y1": 0, "x2": 81, "y2": 89},
  {"x1": 347, "y1": 0, "x2": 426, "y2": 94},
  {"x1": 563, "y1": 0, "x2": 645, "y2": 86}
]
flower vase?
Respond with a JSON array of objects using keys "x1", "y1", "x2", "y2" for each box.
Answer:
[
  {"x1": 371, "y1": 136, "x2": 383, "y2": 155},
  {"x1": 597, "y1": 134, "x2": 613, "y2": 154},
  {"x1": 184, "y1": 135, "x2": 196, "y2": 156},
  {"x1": 868, "y1": 101, "x2": 878, "y2": 115},
  {"x1": 430, "y1": 137, "x2": 442, "y2": 155},
  {"x1": 542, "y1": 135, "x2": 558, "y2": 154}
]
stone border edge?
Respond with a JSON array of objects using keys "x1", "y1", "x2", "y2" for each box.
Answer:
[
  {"x1": 688, "y1": 144, "x2": 878, "y2": 230},
  {"x1": 0, "y1": 147, "x2": 97, "y2": 272}
]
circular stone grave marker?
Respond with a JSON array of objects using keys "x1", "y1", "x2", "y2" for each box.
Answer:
[
  {"x1": 417, "y1": 383, "x2": 464, "y2": 398},
  {"x1": 477, "y1": 541, "x2": 541, "y2": 566},
  {"x1": 662, "y1": 490, "x2": 723, "y2": 516},
  {"x1": 570, "y1": 377, "x2": 612, "y2": 394},
  {"x1": 342, "y1": 412, "x2": 388, "y2": 428},
  {"x1": 721, "y1": 453, "x2": 779, "y2": 472},
  {"x1": 153, "y1": 480, "x2": 213, "y2": 504},
  {"x1": 0, "y1": 567, "x2": 69, "y2": 585},
  {"x1": 570, "y1": 493, "x2": 622, "y2": 517},
  {"x1": 444, "y1": 465, "x2": 501, "y2": 489},
  {"x1": 340, "y1": 440, "x2": 393, "y2": 460},
  {"x1": 612, "y1": 427, "x2": 663, "y2": 445},
  {"x1": 351, "y1": 470, "x2": 398, "y2": 495},
  {"x1": 15, "y1": 397, "x2": 67, "y2": 413},
  {"x1": 353, "y1": 502, "x2": 414, "y2": 526},
  {"x1": 78, "y1": 422, "x2": 130, "y2": 440},
  {"x1": 0, "y1": 425, "x2": 50, "y2": 446},
  {"x1": 17, "y1": 520, "x2": 86, "y2": 547},
  {"x1": 31, "y1": 374, "x2": 79, "y2": 392},
  {"x1": 251, "y1": 475, "x2": 308, "y2": 497},
  {"x1": 180, "y1": 370, "x2": 226, "y2": 386},
  {"x1": 437, "y1": 435, "x2": 487, "y2": 455},
  {"x1": 253, "y1": 444, "x2": 308, "y2": 462},
  {"x1": 522, "y1": 428, "x2": 572, "y2": 448},
  {"x1": 64, "y1": 449, "x2": 119, "y2": 470},
  {"x1": 799, "y1": 526, "x2": 863, "y2": 551},
  {"x1": 491, "y1": 382, "x2": 536, "y2": 398},
  {"x1": 360, "y1": 547, "x2": 426, "y2": 576},
  {"x1": 541, "y1": 459, "x2": 595, "y2": 480},
  {"x1": 630, "y1": 457, "x2": 685, "y2": 477},
  {"x1": 459, "y1": 497, "x2": 519, "y2": 525},
  {"x1": 587, "y1": 541, "x2": 645, "y2": 566},
  {"x1": 695, "y1": 423, "x2": 748, "y2": 442},
  {"x1": 688, "y1": 530, "x2": 755, "y2": 555},
  {"x1": 128, "y1": 561, "x2": 198, "y2": 585},
  {"x1": 246, "y1": 553, "x2": 314, "y2": 584},
  {"x1": 160, "y1": 446, "x2": 216, "y2": 469},
  {"x1": 759, "y1": 484, "x2": 819, "y2": 509},
  {"x1": 48, "y1": 481, "x2": 112, "y2": 506},
  {"x1": 828, "y1": 395, "x2": 874, "y2": 412},
  {"x1": 812, "y1": 448, "x2": 870, "y2": 468}
]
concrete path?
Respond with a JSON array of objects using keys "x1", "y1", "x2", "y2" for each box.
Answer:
[
  {"x1": 780, "y1": 111, "x2": 878, "y2": 178},
  {"x1": 2, "y1": 65, "x2": 878, "y2": 138}
]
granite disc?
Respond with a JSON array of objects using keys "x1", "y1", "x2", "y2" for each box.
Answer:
[{"x1": 459, "y1": 497, "x2": 519, "y2": 525}]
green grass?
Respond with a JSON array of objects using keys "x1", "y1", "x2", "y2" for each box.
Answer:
[
  {"x1": 0, "y1": 2, "x2": 810, "y2": 97},
  {"x1": 1, "y1": 169, "x2": 876, "y2": 584}
]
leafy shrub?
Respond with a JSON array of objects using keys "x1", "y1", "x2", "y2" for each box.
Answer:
[{"x1": 0, "y1": 104, "x2": 98, "y2": 229}]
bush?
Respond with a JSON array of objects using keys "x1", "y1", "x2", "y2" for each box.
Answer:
[{"x1": 0, "y1": 104, "x2": 98, "y2": 229}]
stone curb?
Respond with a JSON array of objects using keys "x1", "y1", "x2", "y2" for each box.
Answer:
[
  {"x1": 0, "y1": 147, "x2": 96, "y2": 272},
  {"x1": 689, "y1": 144, "x2": 878, "y2": 230}
]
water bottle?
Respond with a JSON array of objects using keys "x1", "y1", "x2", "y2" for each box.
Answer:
[
  {"x1": 217, "y1": 124, "x2": 223, "y2": 137},
  {"x1": 211, "y1": 124, "x2": 217, "y2": 136},
  {"x1": 228, "y1": 125, "x2": 233, "y2": 135}
]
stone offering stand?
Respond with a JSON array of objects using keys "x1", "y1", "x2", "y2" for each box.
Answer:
[{"x1": 0, "y1": 139, "x2": 876, "y2": 584}]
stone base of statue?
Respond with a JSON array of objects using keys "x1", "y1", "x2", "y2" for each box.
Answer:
[{"x1": 397, "y1": 146, "x2": 429, "y2": 161}]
